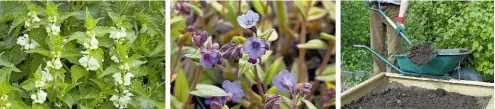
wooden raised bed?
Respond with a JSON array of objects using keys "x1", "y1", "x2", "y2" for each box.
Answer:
[{"x1": 341, "y1": 73, "x2": 494, "y2": 109}]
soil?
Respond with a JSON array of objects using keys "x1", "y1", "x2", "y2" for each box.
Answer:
[
  {"x1": 342, "y1": 82, "x2": 491, "y2": 109},
  {"x1": 407, "y1": 41, "x2": 437, "y2": 66}
]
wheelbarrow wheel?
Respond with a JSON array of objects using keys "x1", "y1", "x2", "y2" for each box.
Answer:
[{"x1": 450, "y1": 67, "x2": 483, "y2": 81}]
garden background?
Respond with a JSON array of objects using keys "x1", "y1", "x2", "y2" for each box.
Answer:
[{"x1": 342, "y1": 1, "x2": 494, "y2": 84}]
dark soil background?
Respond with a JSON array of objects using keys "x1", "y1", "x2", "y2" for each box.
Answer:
[{"x1": 343, "y1": 82, "x2": 491, "y2": 109}]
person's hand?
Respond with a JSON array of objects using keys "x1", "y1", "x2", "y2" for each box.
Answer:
[{"x1": 395, "y1": 17, "x2": 405, "y2": 35}]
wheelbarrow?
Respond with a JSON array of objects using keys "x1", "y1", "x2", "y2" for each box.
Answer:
[{"x1": 353, "y1": 45, "x2": 481, "y2": 80}]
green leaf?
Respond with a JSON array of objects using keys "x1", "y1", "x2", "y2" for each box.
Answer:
[
  {"x1": 315, "y1": 74, "x2": 336, "y2": 82},
  {"x1": 174, "y1": 68, "x2": 189, "y2": 103},
  {"x1": 231, "y1": 36, "x2": 246, "y2": 44},
  {"x1": 189, "y1": 84, "x2": 228, "y2": 97},
  {"x1": 266, "y1": 86, "x2": 278, "y2": 95},
  {"x1": 320, "y1": 33, "x2": 336, "y2": 47},
  {"x1": 70, "y1": 65, "x2": 87, "y2": 83},
  {"x1": 259, "y1": 29, "x2": 279, "y2": 42},
  {"x1": 0, "y1": 67, "x2": 12, "y2": 95},
  {"x1": 99, "y1": 64, "x2": 119, "y2": 78},
  {"x1": 94, "y1": 26, "x2": 117, "y2": 37},
  {"x1": 302, "y1": 99, "x2": 317, "y2": 109},
  {"x1": 263, "y1": 57, "x2": 285, "y2": 85},
  {"x1": 20, "y1": 78, "x2": 36, "y2": 91},
  {"x1": 252, "y1": 1, "x2": 271, "y2": 16},
  {"x1": 297, "y1": 39, "x2": 328, "y2": 49},
  {"x1": 275, "y1": 1, "x2": 288, "y2": 27},
  {"x1": 0, "y1": 54, "x2": 21, "y2": 72},
  {"x1": 171, "y1": 95, "x2": 184, "y2": 109},
  {"x1": 85, "y1": 8, "x2": 102, "y2": 30},
  {"x1": 185, "y1": 3, "x2": 204, "y2": 17},
  {"x1": 307, "y1": 7, "x2": 327, "y2": 21}
]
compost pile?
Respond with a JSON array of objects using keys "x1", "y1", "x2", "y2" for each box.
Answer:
[
  {"x1": 342, "y1": 82, "x2": 491, "y2": 109},
  {"x1": 407, "y1": 41, "x2": 437, "y2": 66}
]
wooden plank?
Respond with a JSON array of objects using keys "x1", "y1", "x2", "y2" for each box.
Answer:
[
  {"x1": 341, "y1": 73, "x2": 386, "y2": 106},
  {"x1": 341, "y1": 72, "x2": 494, "y2": 108}
]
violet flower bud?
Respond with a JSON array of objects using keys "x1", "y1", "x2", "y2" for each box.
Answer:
[
  {"x1": 295, "y1": 83, "x2": 312, "y2": 97},
  {"x1": 272, "y1": 70, "x2": 296, "y2": 93},
  {"x1": 200, "y1": 1, "x2": 208, "y2": 9},
  {"x1": 222, "y1": 80, "x2": 244, "y2": 101},
  {"x1": 186, "y1": 15, "x2": 195, "y2": 26},
  {"x1": 321, "y1": 88, "x2": 336, "y2": 104},
  {"x1": 237, "y1": 10, "x2": 259, "y2": 29},
  {"x1": 265, "y1": 95, "x2": 288, "y2": 109},
  {"x1": 175, "y1": 2, "x2": 189, "y2": 14},
  {"x1": 247, "y1": 58, "x2": 258, "y2": 64},
  {"x1": 220, "y1": 43, "x2": 243, "y2": 60},
  {"x1": 242, "y1": 37, "x2": 268, "y2": 62},
  {"x1": 192, "y1": 31, "x2": 208, "y2": 48}
]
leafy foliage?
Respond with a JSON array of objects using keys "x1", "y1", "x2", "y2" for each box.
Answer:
[{"x1": 0, "y1": 1, "x2": 165, "y2": 108}]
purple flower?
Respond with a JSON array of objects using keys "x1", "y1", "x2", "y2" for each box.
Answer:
[
  {"x1": 220, "y1": 43, "x2": 243, "y2": 60},
  {"x1": 242, "y1": 37, "x2": 268, "y2": 62},
  {"x1": 186, "y1": 15, "x2": 195, "y2": 26},
  {"x1": 321, "y1": 88, "x2": 336, "y2": 104},
  {"x1": 192, "y1": 31, "x2": 208, "y2": 48},
  {"x1": 295, "y1": 83, "x2": 312, "y2": 97},
  {"x1": 205, "y1": 97, "x2": 226, "y2": 109},
  {"x1": 222, "y1": 80, "x2": 244, "y2": 101},
  {"x1": 272, "y1": 70, "x2": 297, "y2": 93},
  {"x1": 265, "y1": 95, "x2": 288, "y2": 109},
  {"x1": 237, "y1": 10, "x2": 259, "y2": 29},
  {"x1": 175, "y1": 2, "x2": 189, "y2": 14},
  {"x1": 200, "y1": 50, "x2": 221, "y2": 68}
]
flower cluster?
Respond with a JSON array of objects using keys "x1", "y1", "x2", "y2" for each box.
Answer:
[
  {"x1": 83, "y1": 30, "x2": 99, "y2": 50},
  {"x1": 205, "y1": 80, "x2": 244, "y2": 109},
  {"x1": 109, "y1": 89, "x2": 134, "y2": 109},
  {"x1": 112, "y1": 72, "x2": 134, "y2": 86},
  {"x1": 25, "y1": 11, "x2": 41, "y2": 28},
  {"x1": 109, "y1": 27, "x2": 128, "y2": 43},
  {"x1": 31, "y1": 90, "x2": 47, "y2": 104},
  {"x1": 266, "y1": 70, "x2": 312, "y2": 108},
  {"x1": 45, "y1": 23, "x2": 61, "y2": 36},
  {"x1": 16, "y1": 34, "x2": 39, "y2": 50},
  {"x1": 0, "y1": 95, "x2": 11, "y2": 109},
  {"x1": 78, "y1": 55, "x2": 100, "y2": 71},
  {"x1": 193, "y1": 31, "x2": 223, "y2": 68}
]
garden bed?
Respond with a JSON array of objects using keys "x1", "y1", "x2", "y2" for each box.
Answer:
[{"x1": 341, "y1": 73, "x2": 494, "y2": 109}]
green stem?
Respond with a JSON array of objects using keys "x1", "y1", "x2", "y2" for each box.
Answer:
[{"x1": 183, "y1": 66, "x2": 203, "y2": 109}]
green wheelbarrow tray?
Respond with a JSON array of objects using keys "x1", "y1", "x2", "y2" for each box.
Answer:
[{"x1": 354, "y1": 45, "x2": 472, "y2": 78}]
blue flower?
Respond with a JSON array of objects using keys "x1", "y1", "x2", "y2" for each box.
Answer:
[
  {"x1": 242, "y1": 37, "x2": 268, "y2": 62},
  {"x1": 200, "y1": 50, "x2": 221, "y2": 68},
  {"x1": 237, "y1": 10, "x2": 259, "y2": 29},
  {"x1": 222, "y1": 80, "x2": 244, "y2": 101},
  {"x1": 272, "y1": 70, "x2": 296, "y2": 93}
]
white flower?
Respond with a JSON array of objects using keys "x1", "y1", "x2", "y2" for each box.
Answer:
[
  {"x1": 90, "y1": 36, "x2": 98, "y2": 49},
  {"x1": 79, "y1": 55, "x2": 100, "y2": 71},
  {"x1": 46, "y1": 24, "x2": 60, "y2": 36},
  {"x1": 16, "y1": 34, "x2": 39, "y2": 50},
  {"x1": 31, "y1": 90, "x2": 47, "y2": 104},
  {"x1": 47, "y1": 58, "x2": 63, "y2": 70},
  {"x1": 109, "y1": 90, "x2": 134, "y2": 109},
  {"x1": 0, "y1": 95, "x2": 7, "y2": 101},
  {"x1": 35, "y1": 80, "x2": 46, "y2": 88},
  {"x1": 112, "y1": 73, "x2": 123, "y2": 85},
  {"x1": 41, "y1": 68, "x2": 53, "y2": 82},
  {"x1": 237, "y1": 10, "x2": 259, "y2": 29},
  {"x1": 48, "y1": 16, "x2": 57, "y2": 23},
  {"x1": 123, "y1": 72, "x2": 134, "y2": 86},
  {"x1": 32, "y1": 16, "x2": 41, "y2": 22},
  {"x1": 25, "y1": 21, "x2": 31, "y2": 28},
  {"x1": 119, "y1": 63, "x2": 130, "y2": 71},
  {"x1": 111, "y1": 55, "x2": 120, "y2": 63},
  {"x1": 109, "y1": 27, "x2": 127, "y2": 40}
]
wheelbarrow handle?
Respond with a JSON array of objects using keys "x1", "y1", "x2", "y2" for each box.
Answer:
[
  {"x1": 365, "y1": 2, "x2": 413, "y2": 46},
  {"x1": 353, "y1": 45, "x2": 407, "y2": 74}
]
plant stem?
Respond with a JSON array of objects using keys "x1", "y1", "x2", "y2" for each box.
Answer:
[
  {"x1": 171, "y1": 43, "x2": 184, "y2": 79},
  {"x1": 297, "y1": 2, "x2": 312, "y2": 83},
  {"x1": 183, "y1": 66, "x2": 203, "y2": 109},
  {"x1": 292, "y1": 93, "x2": 298, "y2": 109},
  {"x1": 237, "y1": 1, "x2": 243, "y2": 36},
  {"x1": 253, "y1": 65, "x2": 265, "y2": 100},
  {"x1": 307, "y1": 43, "x2": 334, "y2": 100}
]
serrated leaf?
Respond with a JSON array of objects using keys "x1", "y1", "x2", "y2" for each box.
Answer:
[
  {"x1": 0, "y1": 67, "x2": 12, "y2": 95},
  {"x1": 297, "y1": 39, "x2": 328, "y2": 49},
  {"x1": 174, "y1": 68, "x2": 189, "y2": 103},
  {"x1": 99, "y1": 64, "x2": 119, "y2": 78},
  {"x1": 70, "y1": 65, "x2": 87, "y2": 83},
  {"x1": 189, "y1": 84, "x2": 228, "y2": 97}
]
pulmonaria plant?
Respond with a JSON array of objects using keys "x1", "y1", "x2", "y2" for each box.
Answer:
[
  {"x1": 237, "y1": 10, "x2": 259, "y2": 31},
  {"x1": 205, "y1": 80, "x2": 244, "y2": 109},
  {"x1": 243, "y1": 37, "x2": 268, "y2": 64},
  {"x1": 193, "y1": 31, "x2": 222, "y2": 68},
  {"x1": 267, "y1": 70, "x2": 312, "y2": 109}
]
